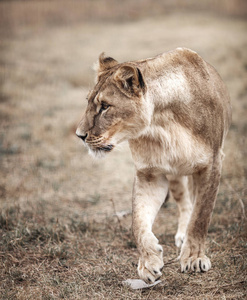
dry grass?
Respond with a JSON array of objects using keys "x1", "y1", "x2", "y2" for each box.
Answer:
[
  {"x1": 0, "y1": 195, "x2": 246, "y2": 299},
  {"x1": 0, "y1": 0, "x2": 246, "y2": 33},
  {"x1": 0, "y1": 1, "x2": 247, "y2": 299}
]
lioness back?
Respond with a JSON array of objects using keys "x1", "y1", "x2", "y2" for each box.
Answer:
[{"x1": 136, "y1": 48, "x2": 231, "y2": 152}]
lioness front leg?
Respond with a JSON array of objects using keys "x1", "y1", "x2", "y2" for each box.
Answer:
[
  {"x1": 179, "y1": 155, "x2": 222, "y2": 272},
  {"x1": 132, "y1": 169, "x2": 168, "y2": 283}
]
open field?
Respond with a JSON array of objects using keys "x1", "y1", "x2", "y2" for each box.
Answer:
[{"x1": 0, "y1": 1, "x2": 247, "y2": 299}]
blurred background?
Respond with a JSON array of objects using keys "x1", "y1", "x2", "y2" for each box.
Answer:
[{"x1": 0, "y1": 1, "x2": 246, "y2": 299}]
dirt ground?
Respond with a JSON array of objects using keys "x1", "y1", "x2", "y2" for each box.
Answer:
[{"x1": 0, "y1": 1, "x2": 247, "y2": 299}]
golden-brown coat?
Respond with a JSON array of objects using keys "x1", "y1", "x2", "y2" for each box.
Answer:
[{"x1": 76, "y1": 48, "x2": 231, "y2": 282}]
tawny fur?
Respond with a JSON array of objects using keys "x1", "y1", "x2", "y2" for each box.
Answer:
[{"x1": 76, "y1": 48, "x2": 232, "y2": 283}]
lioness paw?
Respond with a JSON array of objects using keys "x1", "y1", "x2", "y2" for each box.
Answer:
[
  {"x1": 179, "y1": 240, "x2": 211, "y2": 273},
  {"x1": 175, "y1": 231, "x2": 185, "y2": 248},
  {"x1": 191, "y1": 256, "x2": 211, "y2": 272},
  {"x1": 137, "y1": 244, "x2": 164, "y2": 283},
  {"x1": 180, "y1": 254, "x2": 211, "y2": 273},
  {"x1": 138, "y1": 255, "x2": 164, "y2": 283}
]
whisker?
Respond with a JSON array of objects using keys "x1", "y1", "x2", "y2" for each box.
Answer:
[
  {"x1": 88, "y1": 140, "x2": 103, "y2": 145},
  {"x1": 87, "y1": 137, "x2": 104, "y2": 145}
]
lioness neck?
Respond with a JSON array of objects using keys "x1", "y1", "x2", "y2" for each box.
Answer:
[{"x1": 128, "y1": 48, "x2": 231, "y2": 174}]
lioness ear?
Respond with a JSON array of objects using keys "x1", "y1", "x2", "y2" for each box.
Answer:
[
  {"x1": 95, "y1": 53, "x2": 118, "y2": 81},
  {"x1": 114, "y1": 65, "x2": 146, "y2": 97}
]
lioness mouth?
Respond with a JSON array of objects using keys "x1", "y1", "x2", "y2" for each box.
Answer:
[{"x1": 97, "y1": 144, "x2": 114, "y2": 152}]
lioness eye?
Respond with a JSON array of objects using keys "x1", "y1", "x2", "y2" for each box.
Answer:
[{"x1": 100, "y1": 102, "x2": 110, "y2": 113}]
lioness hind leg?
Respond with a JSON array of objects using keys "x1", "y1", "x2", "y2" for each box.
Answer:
[
  {"x1": 168, "y1": 175, "x2": 193, "y2": 248},
  {"x1": 133, "y1": 170, "x2": 168, "y2": 283},
  {"x1": 179, "y1": 154, "x2": 222, "y2": 273}
]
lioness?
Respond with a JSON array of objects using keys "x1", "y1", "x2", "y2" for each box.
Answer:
[{"x1": 76, "y1": 48, "x2": 231, "y2": 283}]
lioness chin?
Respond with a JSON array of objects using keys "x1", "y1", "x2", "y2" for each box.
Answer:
[{"x1": 76, "y1": 48, "x2": 231, "y2": 283}]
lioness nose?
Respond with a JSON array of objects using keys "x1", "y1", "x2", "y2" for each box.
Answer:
[
  {"x1": 76, "y1": 128, "x2": 88, "y2": 141},
  {"x1": 76, "y1": 132, "x2": 88, "y2": 141}
]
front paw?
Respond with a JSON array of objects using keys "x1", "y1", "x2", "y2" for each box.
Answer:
[
  {"x1": 137, "y1": 243, "x2": 164, "y2": 283},
  {"x1": 179, "y1": 239, "x2": 211, "y2": 273}
]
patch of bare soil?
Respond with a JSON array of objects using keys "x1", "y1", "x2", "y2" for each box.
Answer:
[{"x1": 0, "y1": 3, "x2": 246, "y2": 299}]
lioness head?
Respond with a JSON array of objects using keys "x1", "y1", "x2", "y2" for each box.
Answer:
[{"x1": 76, "y1": 54, "x2": 149, "y2": 157}]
